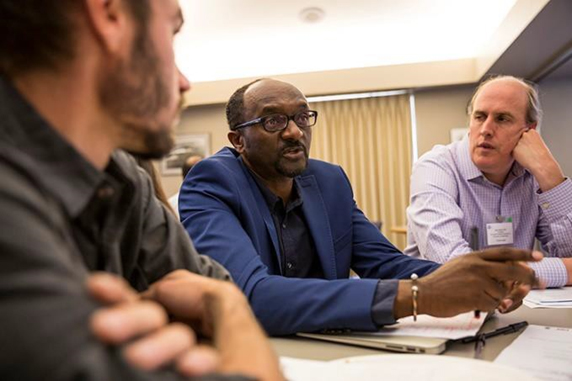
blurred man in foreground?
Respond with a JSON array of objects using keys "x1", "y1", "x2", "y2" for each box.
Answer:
[{"x1": 0, "y1": 1, "x2": 281, "y2": 380}]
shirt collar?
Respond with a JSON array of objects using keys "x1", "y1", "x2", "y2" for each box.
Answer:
[
  {"x1": 0, "y1": 76, "x2": 133, "y2": 218},
  {"x1": 456, "y1": 135, "x2": 483, "y2": 181},
  {"x1": 245, "y1": 165, "x2": 303, "y2": 211}
]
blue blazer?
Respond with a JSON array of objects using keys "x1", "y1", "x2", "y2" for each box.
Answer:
[{"x1": 180, "y1": 147, "x2": 438, "y2": 335}]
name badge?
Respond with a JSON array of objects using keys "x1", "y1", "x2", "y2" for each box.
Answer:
[{"x1": 486, "y1": 221, "x2": 514, "y2": 246}]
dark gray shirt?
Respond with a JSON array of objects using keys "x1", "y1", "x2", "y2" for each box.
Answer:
[
  {"x1": 0, "y1": 76, "x2": 248, "y2": 381},
  {"x1": 251, "y1": 173, "x2": 324, "y2": 278}
]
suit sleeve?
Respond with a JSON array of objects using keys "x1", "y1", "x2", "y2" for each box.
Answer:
[
  {"x1": 330, "y1": 166, "x2": 440, "y2": 326},
  {"x1": 0, "y1": 162, "x2": 242, "y2": 381},
  {"x1": 180, "y1": 159, "x2": 382, "y2": 335}
]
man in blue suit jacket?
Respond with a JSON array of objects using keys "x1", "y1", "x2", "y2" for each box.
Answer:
[{"x1": 179, "y1": 79, "x2": 541, "y2": 336}]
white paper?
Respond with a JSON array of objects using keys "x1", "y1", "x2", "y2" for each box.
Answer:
[
  {"x1": 524, "y1": 287, "x2": 572, "y2": 308},
  {"x1": 281, "y1": 354, "x2": 538, "y2": 381},
  {"x1": 359, "y1": 311, "x2": 487, "y2": 340},
  {"x1": 495, "y1": 325, "x2": 572, "y2": 381},
  {"x1": 523, "y1": 300, "x2": 572, "y2": 309}
]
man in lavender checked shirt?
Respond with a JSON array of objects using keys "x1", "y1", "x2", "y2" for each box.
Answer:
[{"x1": 405, "y1": 75, "x2": 572, "y2": 288}]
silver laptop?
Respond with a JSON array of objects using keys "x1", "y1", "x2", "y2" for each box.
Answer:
[
  {"x1": 297, "y1": 332, "x2": 448, "y2": 354},
  {"x1": 297, "y1": 312, "x2": 494, "y2": 354}
]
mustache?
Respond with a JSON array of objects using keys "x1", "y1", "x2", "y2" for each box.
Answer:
[{"x1": 280, "y1": 141, "x2": 308, "y2": 156}]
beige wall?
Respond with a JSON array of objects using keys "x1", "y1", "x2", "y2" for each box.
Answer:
[
  {"x1": 161, "y1": 85, "x2": 478, "y2": 197},
  {"x1": 413, "y1": 85, "x2": 474, "y2": 157},
  {"x1": 414, "y1": 79, "x2": 572, "y2": 173},
  {"x1": 161, "y1": 103, "x2": 228, "y2": 197},
  {"x1": 161, "y1": 78, "x2": 572, "y2": 204},
  {"x1": 538, "y1": 78, "x2": 572, "y2": 178}
]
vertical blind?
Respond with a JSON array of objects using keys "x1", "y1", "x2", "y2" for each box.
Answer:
[{"x1": 310, "y1": 94, "x2": 412, "y2": 250}]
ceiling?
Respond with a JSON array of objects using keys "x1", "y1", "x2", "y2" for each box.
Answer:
[
  {"x1": 485, "y1": 0, "x2": 572, "y2": 83},
  {"x1": 548, "y1": 57, "x2": 572, "y2": 81},
  {"x1": 175, "y1": 0, "x2": 550, "y2": 105}
]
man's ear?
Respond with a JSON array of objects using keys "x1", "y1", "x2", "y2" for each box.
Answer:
[
  {"x1": 528, "y1": 122, "x2": 538, "y2": 131},
  {"x1": 228, "y1": 131, "x2": 245, "y2": 153},
  {"x1": 84, "y1": 0, "x2": 131, "y2": 54}
]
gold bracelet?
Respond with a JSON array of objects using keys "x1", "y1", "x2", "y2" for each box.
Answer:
[{"x1": 411, "y1": 273, "x2": 418, "y2": 322}]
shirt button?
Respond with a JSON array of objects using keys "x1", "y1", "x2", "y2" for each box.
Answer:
[
  {"x1": 286, "y1": 262, "x2": 293, "y2": 269},
  {"x1": 541, "y1": 202, "x2": 550, "y2": 210},
  {"x1": 282, "y1": 223, "x2": 287, "y2": 229},
  {"x1": 97, "y1": 186, "x2": 114, "y2": 198}
]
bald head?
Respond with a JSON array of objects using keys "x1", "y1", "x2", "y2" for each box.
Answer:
[
  {"x1": 468, "y1": 76, "x2": 542, "y2": 126},
  {"x1": 226, "y1": 78, "x2": 307, "y2": 130},
  {"x1": 225, "y1": 78, "x2": 313, "y2": 183},
  {"x1": 241, "y1": 79, "x2": 307, "y2": 123}
]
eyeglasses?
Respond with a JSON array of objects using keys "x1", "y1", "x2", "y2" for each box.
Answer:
[{"x1": 232, "y1": 110, "x2": 318, "y2": 133}]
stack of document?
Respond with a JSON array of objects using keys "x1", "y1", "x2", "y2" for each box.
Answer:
[
  {"x1": 495, "y1": 325, "x2": 572, "y2": 381},
  {"x1": 524, "y1": 287, "x2": 572, "y2": 309}
]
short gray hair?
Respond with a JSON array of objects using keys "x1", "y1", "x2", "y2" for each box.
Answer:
[{"x1": 467, "y1": 75, "x2": 543, "y2": 126}]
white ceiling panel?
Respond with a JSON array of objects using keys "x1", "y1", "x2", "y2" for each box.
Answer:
[{"x1": 175, "y1": 0, "x2": 517, "y2": 83}]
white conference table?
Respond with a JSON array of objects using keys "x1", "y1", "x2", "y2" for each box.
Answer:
[{"x1": 271, "y1": 306, "x2": 572, "y2": 362}]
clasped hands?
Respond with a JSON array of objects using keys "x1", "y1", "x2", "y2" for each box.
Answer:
[{"x1": 87, "y1": 270, "x2": 284, "y2": 380}]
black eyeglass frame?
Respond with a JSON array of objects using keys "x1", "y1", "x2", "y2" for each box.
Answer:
[{"x1": 231, "y1": 110, "x2": 319, "y2": 132}]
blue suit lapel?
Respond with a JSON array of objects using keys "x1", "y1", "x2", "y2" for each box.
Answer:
[
  {"x1": 297, "y1": 175, "x2": 337, "y2": 279},
  {"x1": 239, "y1": 158, "x2": 282, "y2": 273}
]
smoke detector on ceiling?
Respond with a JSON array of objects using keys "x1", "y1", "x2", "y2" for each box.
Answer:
[{"x1": 300, "y1": 7, "x2": 325, "y2": 24}]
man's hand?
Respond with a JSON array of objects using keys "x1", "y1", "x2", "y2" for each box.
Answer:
[
  {"x1": 140, "y1": 270, "x2": 240, "y2": 336},
  {"x1": 563, "y1": 258, "x2": 572, "y2": 286},
  {"x1": 90, "y1": 271, "x2": 283, "y2": 380},
  {"x1": 394, "y1": 248, "x2": 542, "y2": 319},
  {"x1": 142, "y1": 270, "x2": 284, "y2": 381},
  {"x1": 497, "y1": 281, "x2": 531, "y2": 314},
  {"x1": 87, "y1": 273, "x2": 219, "y2": 377},
  {"x1": 512, "y1": 129, "x2": 565, "y2": 192}
]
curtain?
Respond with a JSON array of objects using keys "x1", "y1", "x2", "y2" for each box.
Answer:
[{"x1": 310, "y1": 94, "x2": 412, "y2": 250}]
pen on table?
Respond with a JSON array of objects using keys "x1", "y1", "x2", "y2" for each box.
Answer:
[
  {"x1": 460, "y1": 321, "x2": 529, "y2": 344},
  {"x1": 474, "y1": 333, "x2": 486, "y2": 359},
  {"x1": 469, "y1": 226, "x2": 480, "y2": 319}
]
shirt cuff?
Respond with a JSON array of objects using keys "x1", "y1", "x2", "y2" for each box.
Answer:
[
  {"x1": 371, "y1": 279, "x2": 399, "y2": 327},
  {"x1": 537, "y1": 178, "x2": 572, "y2": 222},
  {"x1": 529, "y1": 258, "x2": 568, "y2": 288}
]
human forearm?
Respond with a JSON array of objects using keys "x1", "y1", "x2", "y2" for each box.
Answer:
[
  {"x1": 208, "y1": 285, "x2": 283, "y2": 381},
  {"x1": 563, "y1": 258, "x2": 572, "y2": 286},
  {"x1": 141, "y1": 271, "x2": 282, "y2": 381},
  {"x1": 528, "y1": 258, "x2": 569, "y2": 288},
  {"x1": 522, "y1": 148, "x2": 565, "y2": 192},
  {"x1": 531, "y1": 161, "x2": 565, "y2": 192},
  {"x1": 394, "y1": 249, "x2": 542, "y2": 319},
  {"x1": 393, "y1": 280, "x2": 414, "y2": 320},
  {"x1": 513, "y1": 129, "x2": 565, "y2": 192}
]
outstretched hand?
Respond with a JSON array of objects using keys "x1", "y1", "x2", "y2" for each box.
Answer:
[{"x1": 415, "y1": 248, "x2": 542, "y2": 317}]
